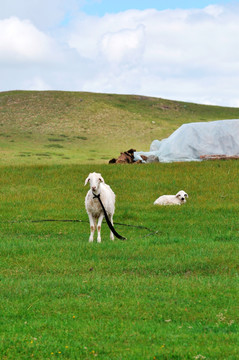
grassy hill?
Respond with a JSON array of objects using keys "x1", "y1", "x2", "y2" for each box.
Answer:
[{"x1": 1, "y1": 90, "x2": 239, "y2": 165}]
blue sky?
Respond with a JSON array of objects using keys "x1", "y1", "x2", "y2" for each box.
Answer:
[
  {"x1": 82, "y1": 0, "x2": 234, "y2": 15},
  {"x1": 1, "y1": 0, "x2": 239, "y2": 106}
]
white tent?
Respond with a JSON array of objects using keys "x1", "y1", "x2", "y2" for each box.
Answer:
[{"x1": 134, "y1": 119, "x2": 239, "y2": 163}]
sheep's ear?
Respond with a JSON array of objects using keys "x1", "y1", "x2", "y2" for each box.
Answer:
[
  {"x1": 84, "y1": 176, "x2": 90, "y2": 186},
  {"x1": 99, "y1": 176, "x2": 104, "y2": 183}
]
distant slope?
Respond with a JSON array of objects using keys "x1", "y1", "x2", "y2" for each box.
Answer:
[{"x1": 1, "y1": 90, "x2": 239, "y2": 165}]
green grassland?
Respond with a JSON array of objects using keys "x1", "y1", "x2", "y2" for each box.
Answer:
[
  {"x1": 0, "y1": 91, "x2": 239, "y2": 359},
  {"x1": 1, "y1": 90, "x2": 239, "y2": 165},
  {"x1": 1, "y1": 162, "x2": 239, "y2": 360}
]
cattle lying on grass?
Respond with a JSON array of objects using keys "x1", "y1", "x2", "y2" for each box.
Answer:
[
  {"x1": 84, "y1": 172, "x2": 115, "y2": 243},
  {"x1": 154, "y1": 190, "x2": 188, "y2": 205},
  {"x1": 109, "y1": 148, "x2": 136, "y2": 164}
]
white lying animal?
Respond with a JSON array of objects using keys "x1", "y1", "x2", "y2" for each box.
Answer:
[
  {"x1": 85, "y1": 172, "x2": 115, "y2": 243},
  {"x1": 154, "y1": 190, "x2": 188, "y2": 206}
]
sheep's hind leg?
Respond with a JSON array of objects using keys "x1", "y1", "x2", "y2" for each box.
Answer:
[
  {"x1": 97, "y1": 214, "x2": 104, "y2": 243},
  {"x1": 109, "y1": 214, "x2": 114, "y2": 241}
]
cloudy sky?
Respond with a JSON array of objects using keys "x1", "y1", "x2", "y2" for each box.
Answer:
[{"x1": 1, "y1": 0, "x2": 239, "y2": 106}]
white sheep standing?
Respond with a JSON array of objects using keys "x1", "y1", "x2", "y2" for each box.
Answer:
[{"x1": 84, "y1": 172, "x2": 115, "y2": 243}]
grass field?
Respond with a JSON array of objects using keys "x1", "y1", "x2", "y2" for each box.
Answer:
[
  {"x1": 1, "y1": 90, "x2": 239, "y2": 165},
  {"x1": 0, "y1": 161, "x2": 238, "y2": 359},
  {"x1": 1, "y1": 91, "x2": 239, "y2": 359}
]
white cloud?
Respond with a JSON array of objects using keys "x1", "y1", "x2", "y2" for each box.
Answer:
[
  {"x1": 67, "y1": 6, "x2": 239, "y2": 74},
  {"x1": 0, "y1": 0, "x2": 82, "y2": 29},
  {"x1": 100, "y1": 25, "x2": 145, "y2": 64},
  {"x1": 204, "y1": 4, "x2": 224, "y2": 17},
  {"x1": 0, "y1": 17, "x2": 58, "y2": 63},
  {"x1": 1, "y1": 3, "x2": 239, "y2": 106},
  {"x1": 64, "y1": 5, "x2": 239, "y2": 105}
]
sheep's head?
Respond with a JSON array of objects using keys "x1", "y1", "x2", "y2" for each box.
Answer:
[
  {"x1": 176, "y1": 190, "x2": 188, "y2": 203},
  {"x1": 84, "y1": 172, "x2": 104, "y2": 194}
]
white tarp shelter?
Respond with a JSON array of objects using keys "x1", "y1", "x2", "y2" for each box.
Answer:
[{"x1": 134, "y1": 119, "x2": 239, "y2": 163}]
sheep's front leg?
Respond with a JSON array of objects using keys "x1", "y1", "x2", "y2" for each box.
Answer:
[
  {"x1": 88, "y1": 214, "x2": 96, "y2": 242},
  {"x1": 97, "y1": 213, "x2": 104, "y2": 243},
  {"x1": 109, "y1": 214, "x2": 114, "y2": 241}
]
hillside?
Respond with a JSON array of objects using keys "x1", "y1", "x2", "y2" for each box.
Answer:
[{"x1": 1, "y1": 90, "x2": 239, "y2": 165}]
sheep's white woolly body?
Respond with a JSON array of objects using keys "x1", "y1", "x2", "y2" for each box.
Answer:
[
  {"x1": 154, "y1": 190, "x2": 188, "y2": 206},
  {"x1": 85, "y1": 184, "x2": 115, "y2": 218},
  {"x1": 85, "y1": 196, "x2": 102, "y2": 218},
  {"x1": 85, "y1": 172, "x2": 115, "y2": 243}
]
